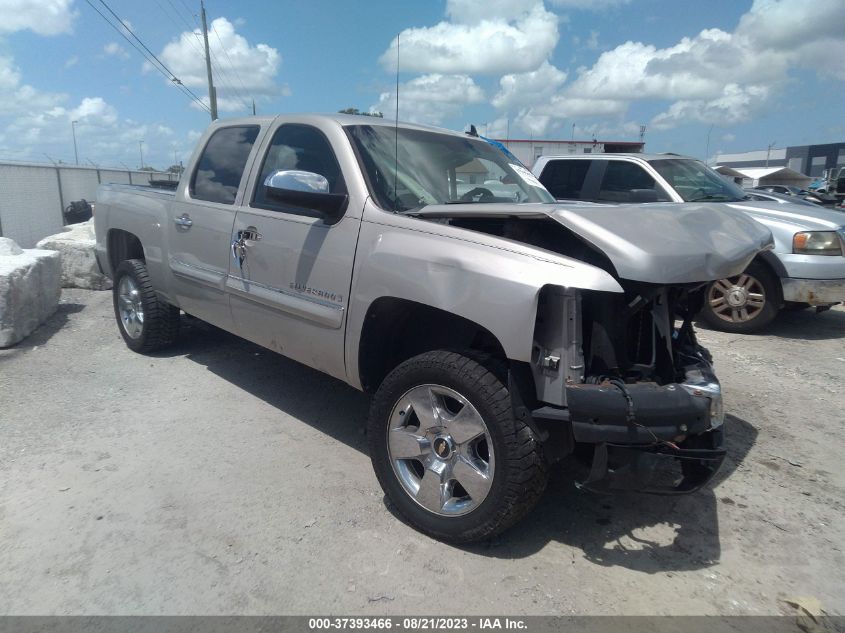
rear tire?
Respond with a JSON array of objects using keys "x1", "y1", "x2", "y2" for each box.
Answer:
[
  {"x1": 699, "y1": 261, "x2": 780, "y2": 333},
  {"x1": 113, "y1": 259, "x2": 180, "y2": 353},
  {"x1": 368, "y1": 350, "x2": 547, "y2": 543}
]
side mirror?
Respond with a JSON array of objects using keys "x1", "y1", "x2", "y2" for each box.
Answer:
[{"x1": 263, "y1": 170, "x2": 348, "y2": 224}]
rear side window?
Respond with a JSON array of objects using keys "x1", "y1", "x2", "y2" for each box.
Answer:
[
  {"x1": 190, "y1": 125, "x2": 260, "y2": 204},
  {"x1": 596, "y1": 161, "x2": 671, "y2": 202},
  {"x1": 538, "y1": 160, "x2": 589, "y2": 199}
]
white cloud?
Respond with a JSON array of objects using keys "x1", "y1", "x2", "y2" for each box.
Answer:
[
  {"x1": 373, "y1": 74, "x2": 485, "y2": 125},
  {"x1": 492, "y1": 61, "x2": 567, "y2": 111},
  {"x1": 0, "y1": 53, "x2": 193, "y2": 168},
  {"x1": 722, "y1": 133, "x2": 736, "y2": 143},
  {"x1": 103, "y1": 42, "x2": 130, "y2": 60},
  {"x1": 158, "y1": 17, "x2": 286, "y2": 113},
  {"x1": 548, "y1": 0, "x2": 629, "y2": 8},
  {"x1": 379, "y1": 3, "x2": 559, "y2": 75},
  {"x1": 0, "y1": 55, "x2": 67, "y2": 117},
  {"x1": 0, "y1": 0, "x2": 77, "y2": 35},
  {"x1": 64, "y1": 55, "x2": 79, "y2": 68},
  {"x1": 557, "y1": 0, "x2": 845, "y2": 129},
  {"x1": 650, "y1": 84, "x2": 771, "y2": 130}
]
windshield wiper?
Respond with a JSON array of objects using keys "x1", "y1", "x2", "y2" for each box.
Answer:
[{"x1": 689, "y1": 194, "x2": 732, "y2": 202}]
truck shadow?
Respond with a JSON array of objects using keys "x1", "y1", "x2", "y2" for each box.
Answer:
[
  {"x1": 460, "y1": 413, "x2": 756, "y2": 572},
  {"x1": 172, "y1": 319, "x2": 757, "y2": 574}
]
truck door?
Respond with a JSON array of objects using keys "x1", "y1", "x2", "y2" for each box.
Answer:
[
  {"x1": 169, "y1": 124, "x2": 262, "y2": 330},
  {"x1": 226, "y1": 123, "x2": 362, "y2": 382}
]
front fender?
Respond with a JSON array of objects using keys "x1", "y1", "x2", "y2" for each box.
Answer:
[{"x1": 344, "y1": 202, "x2": 622, "y2": 388}]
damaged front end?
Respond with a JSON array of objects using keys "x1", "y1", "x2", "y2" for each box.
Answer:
[
  {"x1": 410, "y1": 201, "x2": 772, "y2": 495},
  {"x1": 530, "y1": 283, "x2": 726, "y2": 495}
]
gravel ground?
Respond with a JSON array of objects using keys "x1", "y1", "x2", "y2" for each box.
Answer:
[{"x1": 1, "y1": 289, "x2": 843, "y2": 616}]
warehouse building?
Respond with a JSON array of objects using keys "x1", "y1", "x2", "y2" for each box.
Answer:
[{"x1": 715, "y1": 142, "x2": 845, "y2": 177}]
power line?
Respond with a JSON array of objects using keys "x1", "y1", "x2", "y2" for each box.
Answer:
[
  {"x1": 162, "y1": 0, "x2": 252, "y2": 113},
  {"x1": 153, "y1": 0, "x2": 250, "y2": 115},
  {"x1": 211, "y1": 24, "x2": 253, "y2": 109},
  {"x1": 84, "y1": 0, "x2": 210, "y2": 112}
]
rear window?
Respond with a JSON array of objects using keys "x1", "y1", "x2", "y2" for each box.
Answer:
[
  {"x1": 190, "y1": 125, "x2": 260, "y2": 204},
  {"x1": 538, "y1": 160, "x2": 589, "y2": 199}
]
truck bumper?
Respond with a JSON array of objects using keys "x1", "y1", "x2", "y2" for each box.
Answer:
[
  {"x1": 532, "y1": 365, "x2": 726, "y2": 494},
  {"x1": 576, "y1": 431, "x2": 725, "y2": 495},
  {"x1": 781, "y1": 277, "x2": 845, "y2": 305}
]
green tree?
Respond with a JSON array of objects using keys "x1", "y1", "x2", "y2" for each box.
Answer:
[{"x1": 338, "y1": 108, "x2": 383, "y2": 118}]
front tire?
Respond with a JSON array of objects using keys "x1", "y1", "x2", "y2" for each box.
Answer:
[
  {"x1": 113, "y1": 259, "x2": 180, "y2": 353},
  {"x1": 368, "y1": 351, "x2": 548, "y2": 543},
  {"x1": 699, "y1": 261, "x2": 780, "y2": 333}
]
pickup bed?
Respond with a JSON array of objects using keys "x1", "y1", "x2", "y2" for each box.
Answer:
[
  {"x1": 95, "y1": 114, "x2": 771, "y2": 542},
  {"x1": 532, "y1": 153, "x2": 845, "y2": 333}
]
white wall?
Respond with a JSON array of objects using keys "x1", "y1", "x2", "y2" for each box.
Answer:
[
  {"x1": 0, "y1": 162, "x2": 173, "y2": 247},
  {"x1": 501, "y1": 141, "x2": 605, "y2": 168}
]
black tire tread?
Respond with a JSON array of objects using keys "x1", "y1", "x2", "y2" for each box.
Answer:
[
  {"x1": 368, "y1": 350, "x2": 547, "y2": 543},
  {"x1": 114, "y1": 259, "x2": 180, "y2": 352}
]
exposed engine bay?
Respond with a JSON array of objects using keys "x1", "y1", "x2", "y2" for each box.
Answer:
[{"x1": 411, "y1": 208, "x2": 749, "y2": 494}]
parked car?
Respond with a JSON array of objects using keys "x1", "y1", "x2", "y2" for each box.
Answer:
[
  {"x1": 94, "y1": 115, "x2": 772, "y2": 542},
  {"x1": 752, "y1": 185, "x2": 825, "y2": 205},
  {"x1": 743, "y1": 189, "x2": 822, "y2": 208},
  {"x1": 532, "y1": 153, "x2": 845, "y2": 333},
  {"x1": 753, "y1": 184, "x2": 808, "y2": 196}
]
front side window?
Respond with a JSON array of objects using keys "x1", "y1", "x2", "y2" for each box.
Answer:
[
  {"x1": 190, "y1": 126, "x2": 260, "y2": 204},
  {"x1": 253, "y1": 124, "x2": 347, "y2": 216},
  {"x1": 648, "y1": 158, "x2": 745, "y2": 202},
  {"x1": 595, "y1": 161, "x2": 671, "y2": 202},
  {"x1": 346, "y1": 125, "x2": 554, "y2": 212}
]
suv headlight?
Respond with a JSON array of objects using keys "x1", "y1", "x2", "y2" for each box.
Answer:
[{"x1": 793, "y1": 231, "x2": 844, "y2": 256}]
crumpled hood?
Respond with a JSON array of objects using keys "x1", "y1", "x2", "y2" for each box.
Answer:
[{"x1": 410, "y1": 201, "x2": 774, "y2": 284}]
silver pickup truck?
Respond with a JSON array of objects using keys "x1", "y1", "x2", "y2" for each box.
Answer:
[
  {"x1": 94, "y1": 114, "x2": 771, "y2": 542},
  {"x1": 532, "y1": 153, "x2": 845, "y2": 333}
]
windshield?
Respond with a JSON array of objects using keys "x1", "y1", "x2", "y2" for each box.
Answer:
[
  {"x1": 648, "y1": 158, "x2": 746, "y2": 202},
  {"x1": 346, "y1": 124, "x2": 554, "y2": 211}
]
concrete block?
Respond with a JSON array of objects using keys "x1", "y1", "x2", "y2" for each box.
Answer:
[
  {"x1": 0, "y1": 237, "x2": 62, "y2": 348},
  {"x1": 36, "y1": 220, "x2": 111, "y2": 290}
]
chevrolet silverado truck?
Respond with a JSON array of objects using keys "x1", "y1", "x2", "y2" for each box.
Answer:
[
  {"x1": 94, "y1": 115, "x2": 771, "y2": 542},
  {"x1": 532, "y1": 153, "x2": 845, "y2": 333}
]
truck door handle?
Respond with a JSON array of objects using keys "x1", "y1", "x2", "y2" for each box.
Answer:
[
  {"x1": 239, "y1": 227, "x2": 262, "y2": 241},
  {"x1": 174, "y1": 214, "x2": 193, "y2": 228}
]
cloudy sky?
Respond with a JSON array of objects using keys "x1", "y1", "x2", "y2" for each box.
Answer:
[{"x1": 0, "y1": 0, "x2": 843, "y2": 169}]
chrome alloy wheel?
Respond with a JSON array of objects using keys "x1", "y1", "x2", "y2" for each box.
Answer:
[
  {"x1": 707, "y1": 273, "x2": 766, "y2": 323},
  {"x1": 387, "y1": 384, "x2": 494, "y2": 516},
  {"x1": 117, "y1": 275, "x2": 144, "y2": 339}
]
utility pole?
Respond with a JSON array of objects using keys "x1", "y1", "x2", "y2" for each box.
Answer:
[
  {"x1": 766, "y1": 141, "x2": 776, "y2": 167},
  {"x1": 139, "y1": 140, "x2": 145, "y2": 169},
  {"x1": 252, "y1": 99, "x2": 256, "y2": 116},
  {"x1": 201, "y1": 0, "x2": 218, "y2": 121},
  {"x1": 705, "y1": 124, "x2": 713, "y2": 165},
  {"x1": 71, "y1": 120, "x2": 79, "y2": 166}
]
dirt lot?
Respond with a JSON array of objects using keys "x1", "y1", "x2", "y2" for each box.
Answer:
[{"x1": 1, "y1": 289, "x2": 843, "y2": 616}]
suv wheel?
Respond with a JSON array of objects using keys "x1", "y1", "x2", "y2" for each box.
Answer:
[
  {"x1": 699, "y1": 261, "x2": 780, "y2": 333},
  {"x1": 113, "y1": 259, "x2": 180, "y2": 353},
  {"x1": 368, "y1": 350, "x2": 547, "y2": 543}
]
